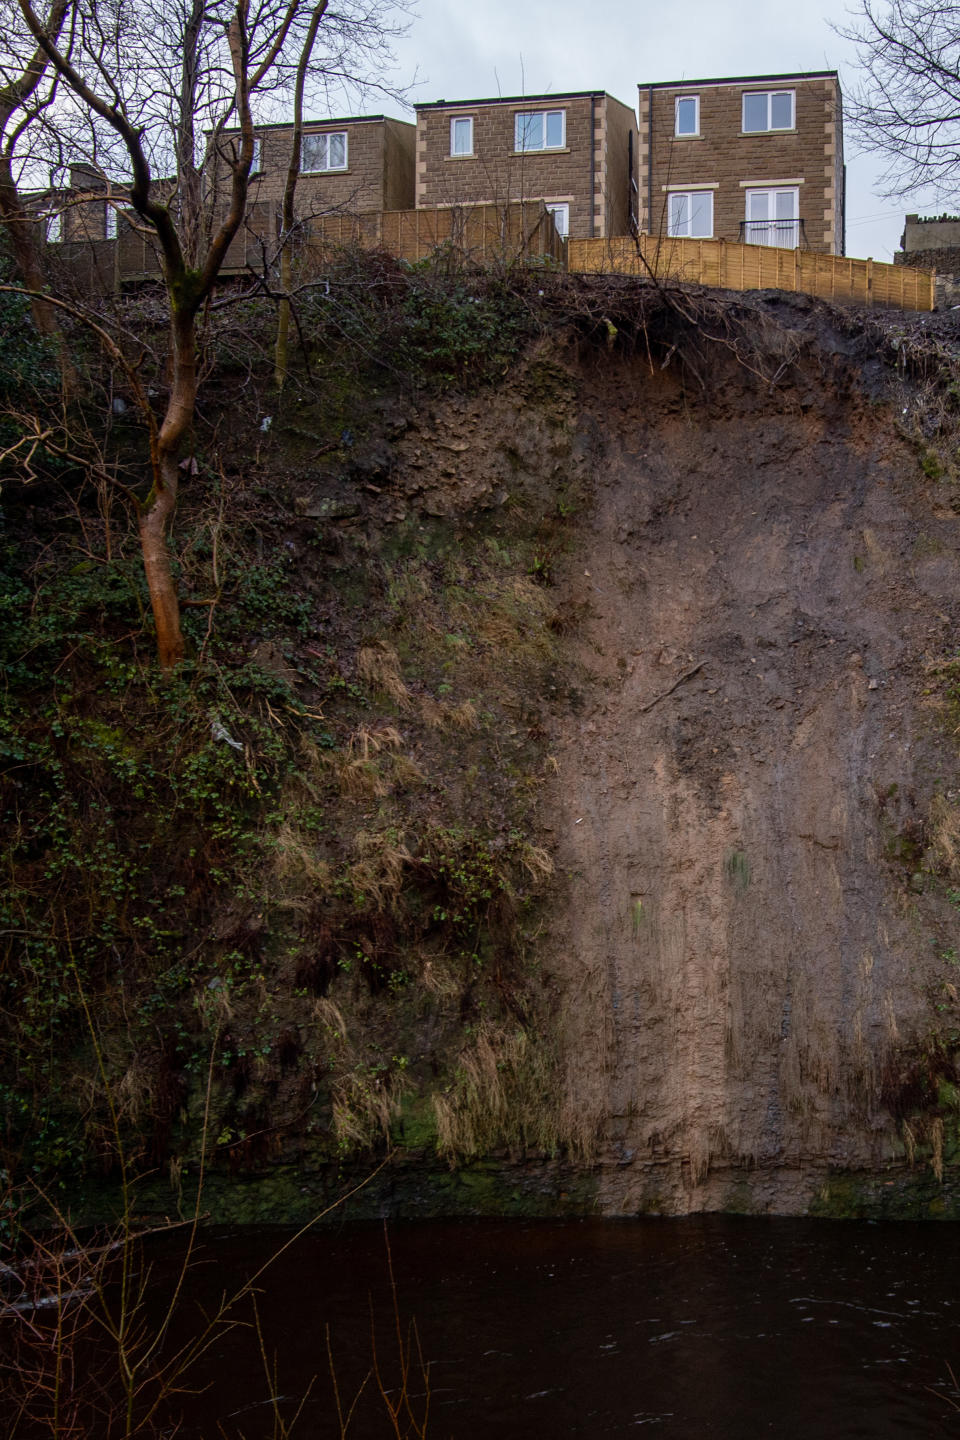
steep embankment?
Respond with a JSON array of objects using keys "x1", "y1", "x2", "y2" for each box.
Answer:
[
  {"x1": 4, "y1": 276, "x2": 960, "y2": 1221},
  {"x1": 542, "y1": 307, "x2": 960, "y2": 1216}
]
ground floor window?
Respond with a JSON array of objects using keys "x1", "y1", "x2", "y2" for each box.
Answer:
[
  {"x1": 545, "y1": 202, "x2": 569, "y2": 238},
  {"x1": 743, "y1": 187, "x2": 799, "y2": 247},
  {"x1": 667, "y1": 190, "x2": 713, "y2": 239}
]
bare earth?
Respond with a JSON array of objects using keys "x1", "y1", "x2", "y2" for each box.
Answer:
[{"x1": 544, "y1": 335, "x2": 960, "y2": 1214}]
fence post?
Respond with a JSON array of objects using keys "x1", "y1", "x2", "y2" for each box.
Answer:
[{"x1": 866, "y1": 257, "x2": 874, "y2": 307}]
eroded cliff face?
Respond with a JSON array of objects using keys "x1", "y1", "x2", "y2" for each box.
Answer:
[{"x1": 542, "y1": 335, "x2": 960, "y2": 1215}]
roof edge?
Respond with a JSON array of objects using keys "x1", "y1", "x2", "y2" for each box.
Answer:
[
  {"x1": 638, "y1": 70, "x2": 840, "y2": 90},
  {"x1": 414, "y1": 90, "x2": 617, "y2": 110}
]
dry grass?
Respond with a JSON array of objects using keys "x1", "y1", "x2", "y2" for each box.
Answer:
[
  {"x1": 272, "y1": 818, "x2": 332, "y2": 887},
  {"x1": 433, "y1": 1021, "x2": 566, "y2": 1162},
  {"x1": 519, "y1": 843, "x2": 554, "y2": 883},
  {"x1": 332, "y1": 1067, "x2": 407, "y2": 1150},
  {"x1": 357, "y1": 642, "x2": 411, "y2": 709},
  {"x1": 326, "y1": 724, "x2": 420, "y2": 801},
  {"x1": 929, "y1": 794, "x2": 960, "y2": 880},
  {"x1": 350, "y1": 829, "x2": 413, "y2": 909}
]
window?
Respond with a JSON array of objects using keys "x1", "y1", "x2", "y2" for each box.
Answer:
[
  {"x1": 742, "y1": 90, "x2": 794, "y2": 132},
  {"x1": 545, "y1": 202, "x2": 569, "y2": 237},
  {"x1": 675, "y1": 96, "x2": 699, "y2": 137},
  {"x1": 667, "y1": 190, "x2": 713, "y2": 238},
  {"x1": 450, "y1": 116, "x2": 473, "y2": 156},
  {"x1": 105, "y1": 203, "x2": 117, "y2": 239},
  {"x1": 301, "y1": 130, "x2": 347, "y2": 172},
  {"x1": 251, "y1": 137, "x2": 262, "y2": 174},
  {"x1": 744, "y1": 187, "x2": 799, "y2": 246},
  {"x1": 45, "y1": 211, "x2": 62, "y2": 244},
  {"x1": 515, "y1": 109, "x2": 565, "y2": 152}
]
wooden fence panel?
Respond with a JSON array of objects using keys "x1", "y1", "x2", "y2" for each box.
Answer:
[{"x1": 568, "y1": 235, "x2": 934, "y2": 312}]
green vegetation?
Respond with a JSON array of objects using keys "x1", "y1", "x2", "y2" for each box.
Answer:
[{"x1": 0, "y1": 253, "x2": 588, "y2": 1214}]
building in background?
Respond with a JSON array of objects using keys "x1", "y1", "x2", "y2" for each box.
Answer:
[
  {"x1": 414, "y1": 91, "x2": 637, "y2": 241},
  {"x1": 242, "y1": 114, "x2": 416, "y2": 219},
  {"x1": 638, "y1": 72, "x2": 844, "y2": 254}
]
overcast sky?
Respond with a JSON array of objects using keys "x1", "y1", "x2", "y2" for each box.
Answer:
[{"x1": 379, "y1": 0, "x2": 937, "y2": 262}]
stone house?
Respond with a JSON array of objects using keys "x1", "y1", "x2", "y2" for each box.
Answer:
[
  {"x1": 638, "y1": 71, "x2": 844, "y2": 253},
  {"x1": 241, "y1": 113, "x2": 415, "y2": 219},
  {"x1": 413, "y1": 91, "x2": 638, "y2": 241},
  {"x1": 896, "y1": 213, "x2": 960, "y2": 272}
]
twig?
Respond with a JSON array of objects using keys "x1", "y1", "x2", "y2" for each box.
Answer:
[{"x1": 639, "y1": 661, "x2": 704, "y2": 713}]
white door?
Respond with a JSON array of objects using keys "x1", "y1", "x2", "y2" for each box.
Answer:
[{"x1": 744, "y1": 188, "x2": 799, "y2": 248}]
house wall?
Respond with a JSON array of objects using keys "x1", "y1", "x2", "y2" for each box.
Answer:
[
  {"x1": 900, "y1": 215, "x2": 960, "y2": 254},
  {"x1": 415, "y1": 93, "x2": 636, "y2": 240},
  {"x1": 241, "y1": 117, "x2": 414, "y2": 220},
  {"x1": 600, "y1": 94, "x2": 638, "y2": 238},
  {"x1": 638, "y1": 74, "x2": 843, "y2": 254},
  {"x1": 383, "y1": 118, "x2": 417, "y2": 211}
]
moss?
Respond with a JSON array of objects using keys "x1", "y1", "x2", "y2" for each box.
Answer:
[
  {"x1": 394, "y1": 1093, "x2": 438, "y2": 1150},
  {"x1": 809, "y1": 1169, "x2": 960, "y2": 1220}
]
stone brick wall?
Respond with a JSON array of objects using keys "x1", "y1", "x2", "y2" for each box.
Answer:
[
  {"x1": 415, "y1": 93, "x2": 636, "y2": 240},
  {"x1": 896, "y1": 246, "x2": 960, "y2": 272},
  {"x1": 638, "y1": 75, "x2": 842, "y2": 254},
  {"x1": 237, "y1": 116, "x2": 415, "y2": 220}
]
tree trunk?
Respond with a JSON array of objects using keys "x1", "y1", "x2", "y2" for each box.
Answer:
[
  {"x1": 138, "y1": 461, "x2": 184, "y2": 670},
  {"x1": 139, "y1": 306, "x2": 196, "y2": 670},
  {"x1": 274, "y1": 247, "x2": 292, "y2": 390},
  {"x1": 0, "y1": 157, "x2": 60, "y2": 339}
]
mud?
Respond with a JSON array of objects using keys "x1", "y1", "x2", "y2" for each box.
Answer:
[{"x1": 543, "y1": 333, "x2": 960, "y2": 1214}]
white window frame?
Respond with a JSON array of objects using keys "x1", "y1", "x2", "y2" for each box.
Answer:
[
  {"x1": 450, "y1": 115, "x2": 474, "y2": 156},
  {"x1": 301, "y1": 130, "x2": 348, "y2": 173},
  {"x1": 666, "y1": 189, "x2": 713, "y2": 239},
  {"x1": 545, "y1": 202, "x2": 569, "y2": 238},
  {"x1": 743, "y1": 186, "x2": 800, "y2": 247},
  {"x1": 514, "y1": 109, "x2": 566, "y2": 152},
  {"x1": 674, "y1": 95, "x2": 699, "y2": 137},
  {"x1": 45, "y1": 211, "x2": 62, "y2": 244},
  {"x1": 104, "y1": 202, "x2": 117, "y2": 239},
  {"x1": 741, "y1": 90, "x2": 795, "y2": 133}
]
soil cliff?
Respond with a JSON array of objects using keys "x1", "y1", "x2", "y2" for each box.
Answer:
[
  {"x1": 3, "y1": 275, "x2": 960, "y2": 1220},
  {"x1": 542, "y1": 310, "x2": 960, "y2": 1215}
]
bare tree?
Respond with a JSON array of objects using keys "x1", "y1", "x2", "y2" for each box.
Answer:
[
  {"x1": 274, "y1": 0, "x2": 327, "y2": 390},
  {"x1": 8, "y1": 0, "x2": 408, "y2": 668},
  {"x1": 0, "y1": 0, "x2": 69, "y2": 336},
  {"x1": 837, "y1": 1, "x2": 960, "y2": 200}
]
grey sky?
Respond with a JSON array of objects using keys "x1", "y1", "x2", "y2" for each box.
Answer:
[{"x1": 380, "y1": 0, "x2": 938, "y2": 262}]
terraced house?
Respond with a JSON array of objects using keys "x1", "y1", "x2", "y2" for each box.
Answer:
[
  {"x1": 638, "y1": 71, "x2": 844, "y2": 254},
  {"x1": 413, "y1": 91, "x2": 638, "y2": 241}
]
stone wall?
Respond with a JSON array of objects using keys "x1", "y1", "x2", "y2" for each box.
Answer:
[
  {"x1": 639, "y1": 75, "x2": 842, "y2": 253},
  {"x1": 415, "y1": 93, "x2": 636, "y2": 241}
]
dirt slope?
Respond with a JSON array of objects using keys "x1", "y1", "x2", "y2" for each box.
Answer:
[{"x1": 543, "y1": 330, "x2": 960, "y2": 1214}]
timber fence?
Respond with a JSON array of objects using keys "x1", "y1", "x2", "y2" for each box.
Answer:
[
  {"x1": 74, "y1": 204, "x2": 934, "y2": 312},
  {"x1": 566, "y1": 235, "x2": 935, "y2": 312}
]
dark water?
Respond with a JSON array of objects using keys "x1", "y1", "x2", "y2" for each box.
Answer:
[{"x1": 155, "y1": 1216, "x2": 960, "y2": 1438}]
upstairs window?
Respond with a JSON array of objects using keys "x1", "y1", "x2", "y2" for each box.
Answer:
[
  {"x1": 450, "y1": 116, "x2": 474, "y2": 155},
  {"x1": 45, "y1": 211, "x2": 62, "y2": 243},
  {"x1": 667, "y1": 190, "x2": 713, "y2": 238},
  {"x1": 105, "y1": 203, "x2": 117, "y2": 239},
  {"x1": 742, "y1": 90, "x2": 795, "y2": 132},
  {"x1": 675, "y1": 96, "x2": 699, "y2": 136},
  {"x1": 251, "y1": 137, "x2": 262, "y2": 174},
  {"x1": 515, "y1": 109, "x2": 565, "y2": 152},
  {"x1": 301, "y1": 130, "x2": 348, "y2": 172}
]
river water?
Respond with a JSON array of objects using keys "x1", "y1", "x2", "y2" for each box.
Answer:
[{"x1": 161, "y1": 1216, "x2": 960, "y2": 1438}]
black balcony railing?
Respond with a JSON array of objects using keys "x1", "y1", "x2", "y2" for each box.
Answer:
[{"x1": 738, "y1": 219, "x2": 808, "y2": 249}]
